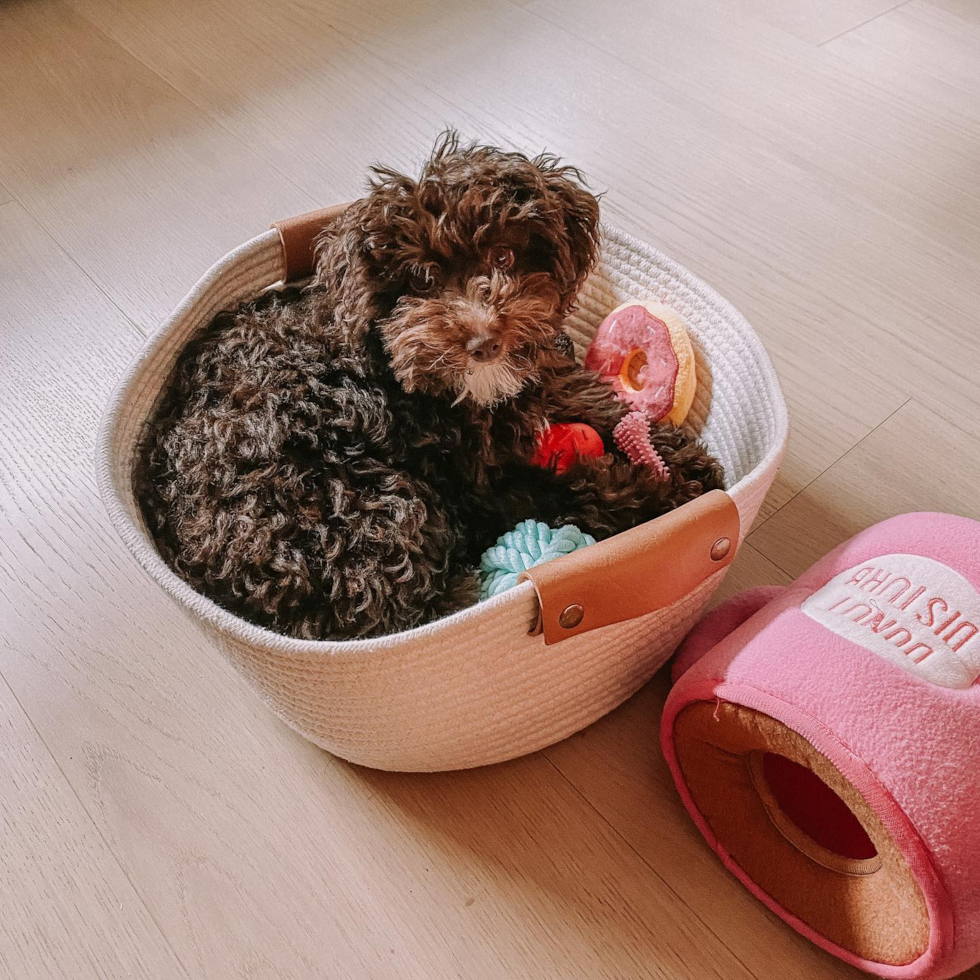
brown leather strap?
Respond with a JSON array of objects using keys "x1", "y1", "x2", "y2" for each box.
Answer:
[
  {"x1": 520, "y1": 490, "x2": 740, "y2": 645},
  {"x1": 271, "y1": 203, "x2": 355, "y2": 282}
]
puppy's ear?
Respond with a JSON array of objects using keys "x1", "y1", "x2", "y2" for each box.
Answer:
[
  {"x1": 313, "y1": 201, "x2": 386, "y2": 346},
  {"x1": 535, "y1": 155, "x2": 601, "y2": 312}
]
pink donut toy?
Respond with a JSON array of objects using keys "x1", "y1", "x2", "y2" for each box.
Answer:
[
  {"x1": 663, "y1": 512, "x2": 980, "y2": 979},
  {"x1": 585, "y1": 300, "x2": 697, "y2": 425}
]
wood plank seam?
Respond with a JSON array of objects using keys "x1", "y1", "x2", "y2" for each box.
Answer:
[
  {"x1": 60, "y1": 0, "x2": 319, "y2": 227},
  {"x1": 748, "y1": 397, "x2": 913, "y2": 544},
  {"x1": 740, "y1": 541, "x2": 794, "y2": 581},
  {"x1": 817, "y1": 0, "x2": 915, "y2": 45},
  {"x1": 0, "y1": 670, "x2": 194, "y2": 980},
  {"x1": 539, "y1": 751, "x2": 765, "y2": 980},
  {"x1": 3, "y1": 204, "x2": 146, "y2": 346}
]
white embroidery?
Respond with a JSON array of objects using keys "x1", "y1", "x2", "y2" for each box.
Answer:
[{"x1": 801, "y1": 553, "x2": 980, "y2": 689}]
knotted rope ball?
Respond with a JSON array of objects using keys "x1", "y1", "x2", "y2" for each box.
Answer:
[{"x1": 479, "y1": 520, "x2": 596, "y2": 600}]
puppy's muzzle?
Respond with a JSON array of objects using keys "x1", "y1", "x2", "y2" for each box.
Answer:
[{"x1": 465, "y1": 332, "x2": 503, "y2": 363}]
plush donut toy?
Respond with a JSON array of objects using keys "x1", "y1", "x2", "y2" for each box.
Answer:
[{"x1": 585, "y1": 301, "x2": 697, "y2": 425}]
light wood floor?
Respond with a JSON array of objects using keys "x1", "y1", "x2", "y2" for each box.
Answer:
[{"x1": 2, "y1": 0, "x2": 979, "y2": 976}]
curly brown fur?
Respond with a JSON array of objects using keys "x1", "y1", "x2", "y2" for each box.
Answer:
[{"x1": 136, "y1": 132, "x2": 723, "y2": 640}]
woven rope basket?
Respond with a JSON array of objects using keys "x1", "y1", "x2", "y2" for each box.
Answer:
[{"x1": 98, "y1": 208, "x2": 788, "y2": 772}]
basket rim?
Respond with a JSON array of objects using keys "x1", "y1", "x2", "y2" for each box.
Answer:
[{"x1": 96, "y1": 222, "x2": 789, "y2": 658}]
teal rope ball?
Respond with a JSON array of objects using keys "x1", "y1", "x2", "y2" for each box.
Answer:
[{"x1": 479, "y1": 520, "x2": 596, "y2": 600}]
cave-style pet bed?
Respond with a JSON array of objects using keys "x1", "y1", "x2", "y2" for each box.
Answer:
[{"x1": 663, "y1": 512, "x2": 980, "y2": 978}]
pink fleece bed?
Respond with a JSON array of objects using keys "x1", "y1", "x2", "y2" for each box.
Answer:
[{"x1": 662, "y1": 513, "x2": 980, "y2": 979}]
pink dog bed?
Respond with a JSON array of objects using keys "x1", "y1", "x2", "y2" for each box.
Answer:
[{"x1": 662, "y1": 513, "x2": 980, "y2": 979}]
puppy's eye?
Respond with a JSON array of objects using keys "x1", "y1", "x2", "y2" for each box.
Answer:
[
  {"x1": 365, "y1": 238, "x2": 396, "y2": 262},
  {"x1": 488, "y1": 245, "x2": 515, "y2": 271},
  {"x1": 410, "y1": 265, "x2": 440, "y2": 293}
]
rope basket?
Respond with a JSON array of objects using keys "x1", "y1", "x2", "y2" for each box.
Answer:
[{"x1": 97, "y1": 207, "x2": 789, "y2": 772}]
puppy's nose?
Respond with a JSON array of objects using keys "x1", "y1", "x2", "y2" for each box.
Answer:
[{"x1": 466, "y1": 334, "x2": 502, "y2": 362}]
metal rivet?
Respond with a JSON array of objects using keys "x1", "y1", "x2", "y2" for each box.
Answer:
[
  {"x1": 710, "y1": 537, "x2": 732, "y2": 562},
  {"x1": 558, "y1": 603, "x2": 584, "y2": 629}
]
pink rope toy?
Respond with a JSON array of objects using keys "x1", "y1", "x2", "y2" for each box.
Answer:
[{"x1": 613, "y1": 411, "x2": 671, "y2": 481}]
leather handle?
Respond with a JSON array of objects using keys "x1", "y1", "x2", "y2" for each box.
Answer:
[
  {"x1": 519, "y1": 490, "x2": 740, "y2": 645},
  {"x1": 271, "y1": 202, "x2": 355, "y2": 282}
]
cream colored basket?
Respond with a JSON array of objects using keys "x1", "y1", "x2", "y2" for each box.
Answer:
[{"x1": 97, "y1": 207, "x2": 788, "y2": 772}]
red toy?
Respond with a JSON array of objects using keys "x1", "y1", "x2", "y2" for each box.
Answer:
[{"x1": 531, "y1": 422, "x2": 605, "y2": 474}]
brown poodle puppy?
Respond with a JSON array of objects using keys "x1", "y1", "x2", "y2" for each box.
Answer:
[{"x1": 136, "y1": 134, "x2": 723, "y2": 640}]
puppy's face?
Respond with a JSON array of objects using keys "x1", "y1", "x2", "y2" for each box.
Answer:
[{"x1": 347, "y1": 137, "x2": 600, "y2": 406}]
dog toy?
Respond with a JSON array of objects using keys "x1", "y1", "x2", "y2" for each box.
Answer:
[
  {"x1": 613, "y1": 411, "x2": 671, "y2": 480},
  {"x1": 585, "y1": 300, "x2": 696, "y2": 425},
  {"x1": 479, "y1": 520, "x2": 596, "y2": 599},
  {"x1": 662, "y1": 512, "x2": 980, "y2": 980},
  {"x1": 531, "y1": 422, "x2": 605, "y2": 475}
]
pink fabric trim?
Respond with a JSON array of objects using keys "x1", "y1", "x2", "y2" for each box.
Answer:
[
  {"x1": 671, "y1": 585, "x2": 786, "y2": 681},
  {"x1": 663, "y1": 513, "x2": 980, "y2": 977},
  {"x1": 662, "y1": 678, "x2": 955, "y2": 978}
]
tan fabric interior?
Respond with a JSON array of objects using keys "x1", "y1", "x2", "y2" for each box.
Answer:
[{"x1": 673, "y1": 701, "x2": 929, "y2": 966}]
